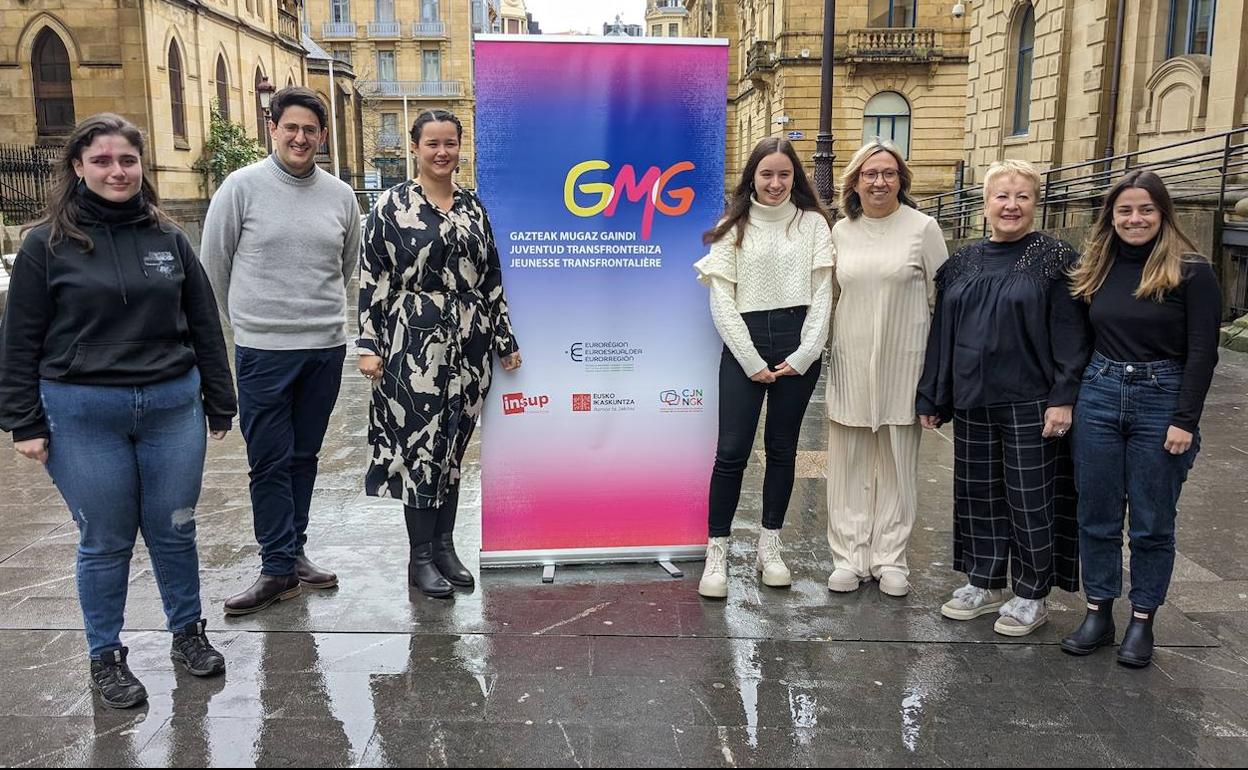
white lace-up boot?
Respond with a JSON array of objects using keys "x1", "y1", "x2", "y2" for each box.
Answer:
[
  {"x1": 755, "y1": 529, "x2": 792, "y2": 588},
  {"x1": 698, "y1": 537, "x2": 729, "y2": 599}
]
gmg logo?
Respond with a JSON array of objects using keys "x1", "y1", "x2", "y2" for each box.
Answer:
[{"x1": 563, "y1": 160, "x2": 696, "y2": 240}]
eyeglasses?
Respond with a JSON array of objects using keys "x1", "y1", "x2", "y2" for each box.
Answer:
[
  {"x1": 278, "y1": 123, "x2": 323, "y2": 137},
  {"x1": 861, "y1": 170, "x2": 899, "y2": 183}
]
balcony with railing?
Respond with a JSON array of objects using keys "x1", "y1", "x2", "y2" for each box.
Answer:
[
  {"x1": 745, "y1": 40, "x2": 776, "y2": 85},
  {"x1": 322, "y1": 21, "x2": 358, "y2": 38},
  {"x1": 278, "y1": 9, "x2": 300, "y2": 43},
  {"x1": 846, "y1": 28, "x2": 941, "y2": 62},
  {"x1": 358, "y1": 80, "x2": 464, "y2": 98},
  {"x1": 377, "y1": 131, "x2": 403, "y2": 150},
  {"x1": 412, "y1": 21, "x2": 447, "y2": 38},
  {"x1": 367, "y1": 20, "x2": 403, "y2": 38}
]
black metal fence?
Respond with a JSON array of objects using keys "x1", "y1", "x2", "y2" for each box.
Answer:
[{"x1": 0, "y1": 144, "x2": 60, "y2": 226}]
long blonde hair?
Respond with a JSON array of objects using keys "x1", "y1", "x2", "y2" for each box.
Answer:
[{"x1": 1070, "y1": 170, "x2": 1206, "y2": 303}]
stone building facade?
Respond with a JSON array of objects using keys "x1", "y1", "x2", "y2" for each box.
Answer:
[
  {"x1": 648, "y1": 0, "x2": 692, "y2": 38},
  {"x1": 685, "y1": 0, "x2": 972, "y2": 198},
  {"x1": 1, "y1": 0, "x2": 309, "y2": 215}
]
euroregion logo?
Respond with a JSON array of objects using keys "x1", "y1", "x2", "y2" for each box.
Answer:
[
  {"x1": 659, "y1": 388, "x2": 705, "y2": 413},
  {"x1": 563, "y1": 160, "x2": 696, "y2": 240},
  {"x1": 502, "y1": 392, "x2": 551, "y2": 415}
]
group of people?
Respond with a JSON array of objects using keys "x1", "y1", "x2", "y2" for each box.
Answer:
[
  {"x1": 0, "y1": 90, "x2": 518, "y2": 709},
  {"x1": 0, "y1": 88, "x2": 1222, "y2": 711},
  {"x1": 697, "y1": 137, "x2": 1220, "y2": 671}
]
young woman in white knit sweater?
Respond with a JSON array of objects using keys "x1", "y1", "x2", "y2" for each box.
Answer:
[
  {"x1": 825, "y1": 141, "x2": 948, "y2": 598},
  {"x1": 693, "y1": 138, "x2": 835, "y2": 599}
]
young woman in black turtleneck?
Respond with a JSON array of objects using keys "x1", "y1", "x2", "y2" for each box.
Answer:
[
  {"x1": 1060, "y1": 170, "x2": 1221, "y2": 668},
  {"x1": 0, "y1": 114, "x2": 236, "y2": 708}
]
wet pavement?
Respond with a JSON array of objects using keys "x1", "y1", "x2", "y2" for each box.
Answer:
[{"x1": 2, "y1": 349, "x2": 1248, "y2": 767}]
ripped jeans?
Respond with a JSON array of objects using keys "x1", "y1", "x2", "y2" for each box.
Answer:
[{"x1": 41, "y1": 369, "x2": 208, "y2": 658}]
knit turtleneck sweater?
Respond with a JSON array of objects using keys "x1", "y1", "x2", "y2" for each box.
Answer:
[
  {"x1": 1087, "y1": 237, "x2": 1221, "y2": 431},
  {"x1": 826, "y1": 204, "x2": 948, "y2": 429},
  {"x1": 199, "y1": 155, "x2": 362, "y2": 350},
  {"x1": 693, "y1": 195, "x2": 835, "y2": 375}
]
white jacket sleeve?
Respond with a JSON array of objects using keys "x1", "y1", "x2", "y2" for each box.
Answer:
[{"x1": 694, "y1": 234, "x2": 768, "y2": 377}]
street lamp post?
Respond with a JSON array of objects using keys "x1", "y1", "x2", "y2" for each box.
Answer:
[
  {"x1": 257, "y1": 76, "x2": 276, "y2": 151},
  {"x1": 812, "y1": 0, "x2": 837, "y2": 209}
]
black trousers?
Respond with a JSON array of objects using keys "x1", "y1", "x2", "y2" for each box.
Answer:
[
  {"x1": 708, "y1": 307, "x2": 821, "y2": 537},
  {"x1": 952, "y1": 400, "x2": 1080, "y2": 599}
]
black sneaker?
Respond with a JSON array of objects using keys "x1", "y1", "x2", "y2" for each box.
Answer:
[
  {"x1": 171, "y1": 619, "x2": 226, "y2": 677},
  {"x1": 90, "y1": 647, "x2": 148, "y2": 709}
]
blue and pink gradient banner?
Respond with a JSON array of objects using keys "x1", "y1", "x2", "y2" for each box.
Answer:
[{"x1": 475, "y1": 36, "x2": 728, "y2": 564}]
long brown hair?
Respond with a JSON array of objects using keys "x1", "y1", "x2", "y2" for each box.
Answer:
[
  {"x1": 702, "y1": 137, "x2": 832, "y2": 247},
  {"x1": 23, "y1": 113, "x2": 170, "y2": 251},
  {"x1": 1070, "y1": 170, "x2": 1206, "y2": 302},
  {"x1": 837, "y1": 140, "x2": 917, "y2": 219}
]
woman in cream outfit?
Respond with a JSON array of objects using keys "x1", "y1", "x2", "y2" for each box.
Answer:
[{"x1": 825, "y1": 141, "x2": 948, "y2": 597}]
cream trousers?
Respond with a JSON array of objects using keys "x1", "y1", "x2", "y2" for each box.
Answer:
[{"x1": 826, "y1": 420, "x2": 923, "y2": 578}]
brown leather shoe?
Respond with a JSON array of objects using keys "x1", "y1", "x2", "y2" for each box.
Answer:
[
  {"x1": 224, "y1": 573, "x2": 301, "y2": 616},
  {"x1": 295, "y1": 554, "x2": 338, "y2": 589}
]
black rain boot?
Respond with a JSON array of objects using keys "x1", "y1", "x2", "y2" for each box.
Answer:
[
  {"x1": 409, "y1": 542, "x2": 454, "y2": 598},
  {"x1": 432, "y1": 532, "x2": 475, "y2": 588},
  {"x1": 1117, "y1": 607, "x2": 1156, "y2": 668},
  {"x1": 1060, "y1": 598, "x2": 1116, "y2": 656},
  {"x1": 90, "y1": 647, "x2": 148, "y2": 709}
]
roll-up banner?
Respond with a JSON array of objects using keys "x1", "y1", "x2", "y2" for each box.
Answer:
[{"x1": 475, "y1": 36, "x2": 729, "y2": 567}]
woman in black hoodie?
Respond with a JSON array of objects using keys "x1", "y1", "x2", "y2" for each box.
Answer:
[{"x1": 0, "y1": 114, "x2": 236, "y2": 709}]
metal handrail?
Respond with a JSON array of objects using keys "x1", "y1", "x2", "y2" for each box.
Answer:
[{"x1": 919, "y1": 126, "x2": 1248, "y2": 235}]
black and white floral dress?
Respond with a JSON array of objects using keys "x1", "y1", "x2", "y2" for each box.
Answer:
[{"x1": 358, "y1": 182, "x2": 518, "y2": 508}]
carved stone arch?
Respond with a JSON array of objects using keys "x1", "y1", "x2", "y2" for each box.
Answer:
[
  {"x1": 160, "y1": 25, "x2": 196, "y2": 80},
  {"x1": 1139, "y1": 54, "x2": 1210, "y2": 136},
  {"x1": 15, "y1": 13, "x2": 82, "y2": 64}
]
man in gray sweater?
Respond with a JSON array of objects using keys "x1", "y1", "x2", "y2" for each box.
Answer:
[{"x1": 201, "y1": 87, "x2": 361, "y2": 615}]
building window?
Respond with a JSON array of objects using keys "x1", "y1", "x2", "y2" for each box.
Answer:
[
  {"x1": 380, "y1": 112, "x2": 399, "y2": 148},
  {"x1": 867, "y1": 0, "x2": 916, "y2": 27},
  {"x1": 215, "y1": 56, "x2": 230, "y2": 120},
  {"x1": 862, "y1": 91, "x2": 911, "y2": 158},
  {"x1": 472, "y1": 0, "x2": 485, "y2": 32},
  {"x1": 168, "y1": 41, "x2": 187, "y2": 142},
  {"x1": 255, "y1": 68, "x2": 268, "y2": 140},
  {"x1": 668, "y1": 23, "x2": 679, "y2": 37},
  {"x1": 375, "y1": 0, "x2": 395, "y2": 22},
  {"x1": 422, "y1": 0, "x2": 440, "y2": 22},
  {"x1": 422, "y1": 49, "x2": 441, "y2": 81},
  {"x1": 32, "y1": 28, "x2": 75, "y2": 140},
  {"x1": 652, "y1": 25, "x2": 662, "y2": 36},
  {"x1": 1168, "y1": 0, "x2": 1216, "y2": 57},
  {"x1": 1010, "y1": 4, "x2": 1035, "y2": 136},
  {"x1": 331, "y1": 0, "x2": 351, "y2": 23},
  {"x1": 377, "y1": 50, "x2": 396, "y2": 81},
  {"x1": 332, "y1": 47, "x2": 352, "y2": 65}
]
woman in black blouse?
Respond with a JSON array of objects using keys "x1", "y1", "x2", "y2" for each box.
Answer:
[
  {"x1": 917, "y1": 159, "x2": 1091, "y2": 637},
  {"x1": 357, "y1": 110, "x2": 522, "y2": 598},
  {"x1": 1060, "y1": 171, "x2": 1220, "y2": 667}
]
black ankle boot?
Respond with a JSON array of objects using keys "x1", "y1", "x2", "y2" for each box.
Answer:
[
  {"x1": 409, "y1": 542, "x2": 454, "y2": 598},
  {"x1": 1118, "y1": 607, "x2": 1155, "y2": 668},
  {"x1": 1060, "y1": 598, "x2": 1116, "y2": 656},
  {"x1": 432, "y1": 532, "x2": 475, "y2": 588}
]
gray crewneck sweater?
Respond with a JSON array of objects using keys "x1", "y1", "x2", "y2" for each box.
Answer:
[{"x1": 201, "y1": 155, "x2": 361, "y2": 350}]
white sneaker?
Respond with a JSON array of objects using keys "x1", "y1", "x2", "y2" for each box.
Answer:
[
  {"x1": 878, "y1": 569, "x2": 910, "y2": 597},
  {"x1": 755, "y1": 529, "x2": 791, "y2": 588},
  {"x1": 940, "y1": 584, "x2": 1009, "y2": 620},
  {"x1": 827, "y1": 568, "x2": 862, "y2": 593},
  {"x1": 698, "y1": 537, "x2": 729, "y2": 599},
  {"x1": 994, "y1": 597, "x2": 1049, "y2": 636}
]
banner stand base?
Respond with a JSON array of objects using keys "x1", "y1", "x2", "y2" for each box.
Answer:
[
  {"x1": 481, "y1": 544, "x2": 707, "y2": 571},
  {"x1": 541, "y1": 565, "x2": 556, "y2": 584},
  {"x1": 658, "y1": 560, "x2": 684, "y2": 579}
]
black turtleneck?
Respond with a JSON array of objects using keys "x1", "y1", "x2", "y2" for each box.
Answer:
[
  {"x1": 0, "y1": 187, "x2": 237, "y2": 440},
  {"x1": 1087, "y1": 238, "x2": 1222, "y2": 431}
]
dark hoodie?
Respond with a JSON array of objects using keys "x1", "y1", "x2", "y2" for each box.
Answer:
[{"x1": 0, "y1": 187, "x2": 236, "y2": 441}]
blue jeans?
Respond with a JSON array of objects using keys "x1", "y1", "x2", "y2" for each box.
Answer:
[
  {"x1": 1072, "y1": 352, "x2": 1200, "y2": 610},
  {"x1": 41, "y1": 369, "x2": 208, "y2": 659},
  {"x1": 236, "y1": 345, "x2": 345, "y2": 575}
]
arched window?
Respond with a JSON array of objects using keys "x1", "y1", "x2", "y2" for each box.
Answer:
[
  {"x1": 1168, "y1": 0, "x2": 1216, "y2": 57},
  {"x1": 32, "y1": 28, "x2": 75, "y2": 140},
  {"x1": 215, "y1": 55, "x2": 230, "y2": 120},
  {"x1": 168, "y1": 41, "x2": 187, "y2": 141},
  {"x1": 255, "y1": 68, "x2": 267, "y2": 141},
  {"x1": 1010, "y1": 5, "x2": 1035, "y2": 136},
  {"x1": 863, "y1": 91, "x2": 911, "y2": 158}
]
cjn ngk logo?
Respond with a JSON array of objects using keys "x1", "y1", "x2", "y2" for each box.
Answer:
[{"x1": 503, "y1": 392, "x2": 550, "y2": 415}]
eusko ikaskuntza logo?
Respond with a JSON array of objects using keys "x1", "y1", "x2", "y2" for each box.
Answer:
[
  {"x1": 571, "y1": 393, "x2": 636, "y2": 413},
  {"x1": 659, "y1": 388, "x2": 704, "y2": 413},
  {"x1": 502, "y1": 392, "x2": 551, "y2": 415}
]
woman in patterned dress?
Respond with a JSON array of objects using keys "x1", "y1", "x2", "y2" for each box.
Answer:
[{"x1": 357, "y1": 109, "x2": 522, "y2": 598}]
